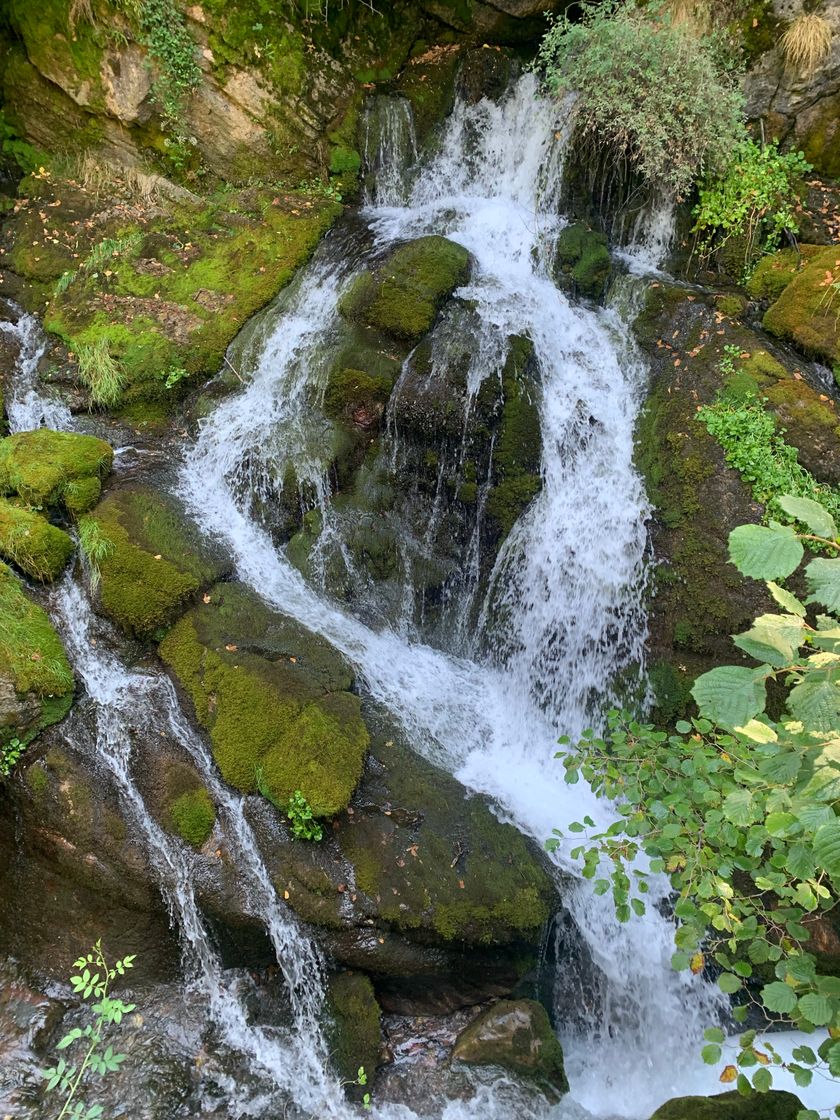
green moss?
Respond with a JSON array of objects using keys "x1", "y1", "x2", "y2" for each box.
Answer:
[
  {"x1": 731, "y1": 0, "x2": 779, "y2": 63},
  {"x1": 392, "y1": 46, "x2": 462, "y2": 146},
  {"x1": 650, "y1": 1089, "x2": 803, "y2": 1120},
  {"x1": 324, "y1": 367, "x2": 394, "y2": 424},
  {"x1": 340, "y1": 236, "x2": 471, "y2": 342},
  {"x1": 553, "y1": 223, "x2": 611, "y2": 301},
  {"x1": 89, "y1": 488, "x2": 231, "y2": 639},
  {"x1": 714, "y1": 293, "x2": 746, "y2": 318},
  {"x1": 169, "y1": 787, "x2": 215, "y2": 848},
  {"x1": 797, "y1": 92, "x2": 840, "y2": 181},
  {"x1": 159, "y1": 584, "x2": 368, "y2": 817},
  {"x1": 648, "y1": 659, "x2": 693, "y2": 725},
  {"x1": 325, "y1": 972, "x2": 382, "y2": 1091},
  {"x1": 0, "y1": 429, "x2": 112, "y2": 514},
  {"x1": 486, "y1": 337, "x2": 542, "y2": 538},
  {"x1": 0, "y1": 562, "x2": 74, "y2": 748},
  {"x1": 763, "y1": 246, "x2": 840, "y2": 366},
  {"x1": 0, "y1": 499, "x2": 74, "y2": 582},
  {"x1": 746, "y1": 246, "x2": 821, "y2": 301},
  {"x1": 329, "y1": 146, "x2": 362, "y2": 175}
]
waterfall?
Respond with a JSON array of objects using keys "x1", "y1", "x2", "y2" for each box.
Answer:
[
  {"x1": 362, "y1": 95, "x2": 418, "y2": 206},
  {"x1": 0, "y1": 305, "x2": 72, "y2": 431}
]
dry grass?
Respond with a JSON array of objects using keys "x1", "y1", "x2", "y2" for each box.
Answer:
[
  {"x1": 654, "y1": 0, "x2": 712, "y2": 33},
  {"x1": 780, "y1": 12, "x2": 833, "y2": 76},
  {"x1": 69, "y1": 0, "x2": 96, "y2": 29},
  {"x1": 75, "y1": 338, "x2": 127, "y2": 408},
  {"x1": 71, "y1": 151, "x2": 162, "y2": 202}
]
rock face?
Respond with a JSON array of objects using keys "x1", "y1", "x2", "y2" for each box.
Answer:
[
  {"x1": 325, "y1": 971, "x2": 383, "y2": 1090},
  {"x1": 88, "y1": 487, "x2": 232, "y2": 640},
  {"x1": 649, "y1": 1090, "x2": 803, "y2": 1120},
  {"x1": 0, "y1": 563, "x2": 74, "y2": 749},
  {"x1": 452, "y1": 999, "x2": 568, "y2": 1095}
]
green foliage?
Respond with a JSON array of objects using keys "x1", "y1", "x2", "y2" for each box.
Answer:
[
  {"x1": 698, "y1": 389, "x2": 840, "y2": 530},
  {"x1": 554, "y1": 493, "x2": 840, "y2": 1102},
  {"x1": 159, "y1": 366, "x2": 189, "y2": 390},
  {"x1": 75, "y1": 339, "x2": 127, "y2": 409},
  {"x1": 42, "y1": 941, "x2": 137, "y2": 1120},
  {"x1": 55, "y1": 234, "x2": 143, "y2": 299},
  {"x1": 0, "y1": 736, "x2": 24, "y2": 777},
  {"x1": 136, "y1": 0, "x2": 201, "y2": 126},
  {"x1": 78, "y1": 517, "x2": 114, "y2": 592},
  {"x1": 258, "y1": 775, "x2": 325, "y2": 841},
  {"x1": 693, "y1": 140, "x2": 812, "y2": 276},
  {"x1": 535, "y1": 0, "x2": 745, "y2": 196},
  {"x1": 0, "y1": 108, "x2": 43, "y2": 174}
]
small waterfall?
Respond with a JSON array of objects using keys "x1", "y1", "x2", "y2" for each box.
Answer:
[
  {"x1": 0, "y1": 305, "x2": 72, "y2": 431},
  {"x1": 362, "y1": 95, "x2": 418, "y2": 206}
]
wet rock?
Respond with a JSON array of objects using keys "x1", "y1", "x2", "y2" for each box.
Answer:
[
  {"x1": 159, "y1": 582, "x2": 369, "y2": 817},
  {"x1": 340, "y1": 236, "x2": 472, "y2": 343},
  {"x1": 0, "y1": 429, "x2": 113, "y2": 516},
  {"x1": 649, "y1": 1089, "x2": 803, "y2": 1120},
  {"x1": 763, "y1": 244, "x2": 840, "y2": 367},
  {"x1": 0, "y1": 563, "x2": 74, "y2": 750},
  {"x1": 457, "y1": 45, "x2": 517, "y2": 104},
  {"x1": 391, "y1": 46, "x2": 463, "y2": 147},
  {"x1": 452, "y1": 998, "x2": 568, "y2": 1096},
  {"x1": 552, "y1": 223, "x2": 612, "y2": 302},
  {"x1": 0, "y1": 500, "x2": 74, "y2": 583},
  {"x1": 325, "y1": 971, "x2": 383, "y2": 1092},
  {"x1": 88, "y1": 487, "x2": 232, "y2": 640}
]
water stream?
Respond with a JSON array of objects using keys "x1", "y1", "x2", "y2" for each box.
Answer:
[{"x1": 5, "y1": 72, "x2": 829, "y2": 1120}]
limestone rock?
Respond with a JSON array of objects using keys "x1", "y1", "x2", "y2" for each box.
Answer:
[{"x1": 452, "y1": 999, "x2": 568, "y2": 1094}]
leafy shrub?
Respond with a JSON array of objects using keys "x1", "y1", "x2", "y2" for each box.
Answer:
[
  {"x1": 693, "y1": 140, "x2": 812, "y2": 274},
  {"x1": 0, "y1": 109, "x2": 43, "y2": 175},
  {"x1": 0, "y1": 737, "x2": 24, "y2": 778},
  {"x1": 535, "y1": 0, "x2": 745, "y2": 196},
  {"x1": 286, "y1": 789, "x2": 324, "y2": 842},
  {"x1": 553, "y1": 494, "x2": 840, "y2": 1102}
]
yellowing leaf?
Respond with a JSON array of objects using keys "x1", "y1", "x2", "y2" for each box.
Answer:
[
  {"x1": 690, "y1": 951, "x2": 705, "y2": 974},
  {"x1": 720, "y1": 1065, "x2": 737, "y2": 1083}
]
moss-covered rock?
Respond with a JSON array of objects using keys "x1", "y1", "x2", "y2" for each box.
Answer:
[
  {"x1": 159, "y1": 583, "x2": 369, "y2": 817},
  {"x1": 324, "y1": 367, "x2": 395, "y2": 431},
  {"x1": 340, "y1": 236, "x2": 471, "y2": 342},
  {"x1": 0, "y1": 429, "x2": 112, "y2": 515},
  {"x1": 745, "y1": 245, "x2": 822, "y2": 302},
  {"x1": 87, "y1": 488, "x2": 232, "y2": 640},
  {"x1": 0, "y1": 498, "x2": 74, "y2": 582},
  {"x1": 649, "y1": 1090, "x2": 803, "y2": 1120},
  {"x1": 553, "y1": 223, "x2": 611, "y2": 301},
  {"x1": 763, "y1": 245, "x2": 840, "y2": 366},
  {"x1": 0, "y1": 562, "x2": 74, "y2": 751},
  {"x1": 452, "y1": 999, "x2": 568, "y2": 1096},
  {"x1": 160, "y1": 761, "x2": 216, "y2": 849},
  {"x1": 325, "y1": 971, "x2": 383, "y2": 1092}
]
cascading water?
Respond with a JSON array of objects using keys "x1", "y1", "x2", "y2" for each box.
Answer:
[{"x1": 0, "y1": 305, "x2": 72, "y2": 431}]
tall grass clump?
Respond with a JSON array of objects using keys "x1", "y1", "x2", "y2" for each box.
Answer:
[
  {"x1": 780, "y1": 11, "x2": 833, "y2": 76},
  {"x1": 536, "y1": 0, "x2": 746, "y2": 197},
  {"x1": 75, "y1": 338, "x2": 127, "y2": 408},
  {"x1": 78, "y1": 516, "x2": 114, "y2": 590}
]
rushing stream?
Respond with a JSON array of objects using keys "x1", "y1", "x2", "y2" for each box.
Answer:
[{"x1": 3, "y1": 72, "x2": 832, "y2": 1119}]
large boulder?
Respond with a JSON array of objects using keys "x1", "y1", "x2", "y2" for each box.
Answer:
[
  {"x1": 452, "y1": 999, "x2": 568, "y2": 1096},
  {"x1": 0, "y1": 563, "x2": 73, "y2": 750},
  {"x1": 159, "y1": 583, "x2": 369, "y2": 817},
  {"x1": 762, "y1": 245, "x2": 840, "y2": 368},
  {"x1": 87, "y1": 487, "x2": 232, "y2": 640},
  {"x1": 0, "y1": 429, "x2": 112, "y2": 516},
  {"x1": 0, "y1": 499, "x2": 74, "y2": 583},
  {"x1": 649, "y1": 1090, "x2": 803, "y2": 1120}
]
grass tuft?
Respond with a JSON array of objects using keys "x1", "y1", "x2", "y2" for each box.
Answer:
[
  {"x1": 75, "y1": 338, "x2": 127, "y2": 408},
  {"x1": 780, "y1": 12, "x2": 833, "y2": 76},
  {"x1": 78, "y1": 516, "x2": 114, "y2": 591}
]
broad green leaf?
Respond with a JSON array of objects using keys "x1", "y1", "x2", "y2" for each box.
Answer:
[
  {"x1": 734, "y1": 613, "x2": 805, "y2": 668},
  {"x1": 702, "y1": 1043, "x2": 722, "y2": 1064},
  {"x1": 767, "y1": 581, "x2": 806, "y2": 618},
  {"x1": 826, "y1": 1040, "x2": 840, "y2": 1077},
  {"x1": 787, "y1": 676, "x2": 840, "y2": 733},
  {"x1": 723, "y1": 788, "x2": 759, "y2": 826},
  {"x1": 704, "y1": 1027, "x2": 725, "y2": 1043},
  {"x1": 811, "y1": 617, "x2": 840, "y2": 653},
  {"x1": 735, "y1": 719, "x2": 777, "y2": 744},
  {"x1": 807, "y1": 558, "x2": 840, "y2": 612},
  {"x1": 761, "y1": 981, "x2": 798, "y2": 1014},
  {"x1": 729, "y1": 523, "x2": 803, "y2": 580},
  {"x1": 692, "y1": 666, "x2": 767, "y2": 728},
  {"x1": 764, "y1": 812, "x2": 796, "y2": 837},
  {"x1": 778, "y1": 495, "x2": 838, "y2": 540},
  {"x1": 718, "y1": 972, "x2": 741, "y2": 994},
  {"x1": 797, "y1": 991, "x2": 834, "y2": 1026},
  {"x1": 786, "y1": 844, "x2": 816, "y2": 881},
  {"x1": 752, "y1": 1067, "x2": 773, "y2": 1092},
  {"x1": 813, "y1": 820, "x2": 840, "y2": 879}
]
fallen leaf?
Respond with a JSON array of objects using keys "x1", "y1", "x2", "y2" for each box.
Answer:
[
  {"x1": 203, "y1": 593, "x2": 211, "y2": 603},
  {"x1": 225, "y1": 643, "x2": 238, "y2": 652}
]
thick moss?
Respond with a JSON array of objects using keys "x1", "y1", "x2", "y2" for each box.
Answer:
[
  {"x1": 0, "y1": 499, "x2": 74, "y2": 582},
  {"x1": 486, "y1": 336, "x2": 542, "y2": 538},
  {"x1": 89, "y1": 488, "x2": 231, "y2": 640},
  {"x1": 391, "y1": 45, "x2": 462, "y2": 146},
  {"x1": 0, "y1": 561, "x2": 74, "y2": 750},
  {"x1": 159, "y1": 583, "x2": 369, "y2": 817},
  {"x1": 168, "y1": 787, "x2": 216, "y2": 848},
  {"x1": 452, "y1": 999, "x2": 568, "y2": 1095},
  {"x1": 553, "y1": 223, "x2": 611, "y2": 301},
  {"x1": 0, "y1": 429, "x2": 112, "y2": 514},
  {"x1": 325, "y1": 972, "x2": 382, "y2": 1091},
  {"x1": 745, "y1": 246, "x2": 821, "y2": 302},
  {"x1": 339, "y1": 236, "x2": 471, "y2": 342},
  {"x1": 649, "y1": 1090, "x2": 802, "y2": 1120},
  {"x1": 763, "y1": 245, "x2": 840, "y2": 366},
  {"x1": 324, "y1": 367, "x2": 395, "y2": 429}
]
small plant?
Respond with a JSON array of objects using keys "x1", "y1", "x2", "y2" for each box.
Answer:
[
  {"x1": 54, "y1": 233, "x2": 142, "y2": 298},
  {"x1": 75, "y1": 339, "x2": 127, "y2": 409},
  {"x1": 254, "y1": 769, "x2": 324, "y2": 840},
  {"x1": 159, "y1": 365, "x2": 189, "y2": 390},
  {"x1": 77, "y1": 517, "x2": 114, "y2": 591},
  {"x1": 0, "y1": 737, "x2": 24, "y2": 778},
  {"x1": 42, "y1": 941, "x2": 137, "y2": 1120},
  {"x1": 692, "y1": 140, "x2": 812, "y2": 275},
  {"x1": 341, "y1": 1066, "x2": 371, "y2": 1109},
  {"x1": 780, "y1": 11, "x2": 833, "y2": 76}
]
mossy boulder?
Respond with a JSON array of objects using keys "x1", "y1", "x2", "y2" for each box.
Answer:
[
  {"x1": 0, "y1": 498, "x2": 74, "y2": 582},
  {"x1": 87, "y1": 488, "x2": 232, "y2": 640},
  {"x1": 553, "y1": 223, "x2": 611, "y2": 302},
  {"x1": 649, "y1": 1090, "x2": 803, "y2": 1120},
  {"x1": 160, "y1": 762, "x2": 216, "y2": 849},
  {"x1": 324, "y1": 367, "x2": 395, "y2": 431},
  {"x1": 159, "y1": 583, "x2": 369, "y2": 817},
  {"x1": 325, "y1": 972, "x2": 383, "y2": 1092},
  {"x1": 0, "y1": 562, "x2": 74, "y2": 751},
  {"x1": 339, "y1": 236, "x2": 472, "y2": 342},
  {"x1": 763, "y1": 246, "x2": 840, "y2": 367},
  {"x1": 452, "y1": 999, "x2": 568, "y2": 1096},
  {"x1": 745, "y1": 245, "x2": 822, "y2": 302},
  {"x1": 0, "y1": 429, "x2": 113, "y2": 515}
]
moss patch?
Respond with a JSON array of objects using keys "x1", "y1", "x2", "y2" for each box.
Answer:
[
  {"x1": 650, "y1": 1090, "x2": 802, "y2": 1120},
  {"x1": 169, "y1": 787, "x2": 215, "y2": 848},
  {"x1": 159, "y1": 583, "x2": 368, "y2": 817},
  {"x1": 553, "y1": 223, "x2": 611, "y2": 301},
  {"x1": 325, "y1": 972, "x2": 382, "y2": 1091},
  {"x1": 89, "y1": 488, "x2": 231, "y2": 639},
  {"x1": 746, "y1": 246, "x2": 821, "y2": 302},
  {"x1": 763, "y1": 246, "x2": 840, "y2": 366},
  {"x1": 486, "y1": 336, "x2": 542, "y2": 539},
  {"x1": 0, "y1": 499, "x2": 74, "y2": 582},
  {"x1": 0, "y1": 561, "x2": 74, "y2": 749},
  {"x1": 0, "y1": 429, "x2": 112, "y2": 515},
  {"x1": 340, "y1": 236, "x2": 471, "y2": 342}
]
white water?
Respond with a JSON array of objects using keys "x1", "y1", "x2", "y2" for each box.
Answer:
[
  {"x1": 178, "y1": 75, "x2": 718, "y2": 1117},
  {"x1": 0, "y1": 305, "x2": 72, "y2": 431}
]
